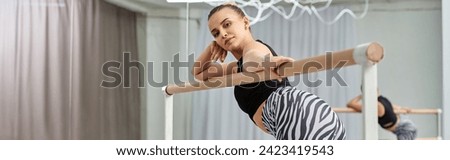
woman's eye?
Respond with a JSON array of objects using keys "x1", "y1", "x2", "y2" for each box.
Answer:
[{"x1": 224, "y1": 22, "x2": 231, "y2": 27}]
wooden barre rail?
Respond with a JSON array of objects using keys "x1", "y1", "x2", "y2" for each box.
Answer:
[
  {"x1": 164, "y1": 42, "x2": 384, "y2": 95},
  {"x1": 416, "y1": 137, "x2": 442, "y2": 140},
  {"x1": 334, "y1": 107, "x2": 443, "y2": 140},
  {"x1": 332, "y1": 107, "x2": 442, "y2": 114}
]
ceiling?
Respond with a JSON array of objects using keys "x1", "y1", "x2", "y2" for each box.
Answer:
[
  {"x1": 105, "y1": 0, "x2": 370, "y2": 11},
  {"x1": 105, "y1": 0, "x2": 441, "y2": 14}
]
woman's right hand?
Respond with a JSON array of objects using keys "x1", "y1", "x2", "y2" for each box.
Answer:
[{"x1": 209, "y1": 41, "x2": 227, "y2": 63}]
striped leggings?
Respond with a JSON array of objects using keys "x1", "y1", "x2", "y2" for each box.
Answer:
[{"x1": 262, "y1": 86, "x2": 346, "y2": 140}]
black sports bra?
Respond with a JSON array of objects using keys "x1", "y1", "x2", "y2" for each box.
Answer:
[
  {"x1": 233, "y1": 40, "x2": 290, "y2": 123},
  {"x1": 378, "y1": 95, "x2": 398, "y2": 128}
]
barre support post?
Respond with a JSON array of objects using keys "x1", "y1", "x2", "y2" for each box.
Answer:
[{"x1": 162, "y1": 86, "x2": 173, "y2": 140}]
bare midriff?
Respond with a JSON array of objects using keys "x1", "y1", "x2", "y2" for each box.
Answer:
[
  {"x1": 385, "y1": 115, "x2": 400, "y2": 132},
  {"x1": 252, "y1": 100, "x2": 269, "y2": 133}
]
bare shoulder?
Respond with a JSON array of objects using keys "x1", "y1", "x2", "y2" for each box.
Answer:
[
  {"x1": 243, "y1": 41, "x2": 272, "y2": 59},
  {"x1": 240, "y1": 41, "x2": 273, "y2": 72}
]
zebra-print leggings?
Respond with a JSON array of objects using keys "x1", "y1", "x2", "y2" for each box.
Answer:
[{"x1": 262, "y1": 86, "x2": 346, "y2": 140}]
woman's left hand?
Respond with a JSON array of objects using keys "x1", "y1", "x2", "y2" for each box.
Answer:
[
  {"x1": 271, "y1": 56, "x2": 294, "y2": 77},
  {"x1": 271, "y1": 56, "x2": 295, "y2": 68},
  {"x1": 267, "y1": 56, "x2": 294, "y2": 82}
]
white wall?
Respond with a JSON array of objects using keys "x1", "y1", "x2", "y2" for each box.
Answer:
[
  {"x1": 442, "y1": 0, "x2": 450, "y2": 140},
  {"x1": 144, "y1": 9, "x2": 181, "y2": 140},
  {"x1": 354, "y1": 1, "x2": 442, "y2": 139},
  {"x1": 142, "y1": 8, "x2": 202, "y2": 140}
]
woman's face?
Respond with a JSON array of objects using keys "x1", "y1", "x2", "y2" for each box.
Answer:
[{"x1": 208, "y1": 7, "x2": 249, "y2": 51}]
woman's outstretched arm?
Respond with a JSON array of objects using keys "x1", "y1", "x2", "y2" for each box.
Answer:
[{"x1": 347, "y1": 95, "x2": 363, "y2": 112}]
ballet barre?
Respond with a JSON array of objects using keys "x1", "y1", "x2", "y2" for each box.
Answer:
[
  {"x1": 333, "y1": 107, "x2": 442, "y2": 114},
  {"x1": 333, "y1": 107, "x2": 443, "y2": 140}
]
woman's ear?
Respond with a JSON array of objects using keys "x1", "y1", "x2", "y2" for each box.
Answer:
[{"x1": 243, "y1": 17, "x2": 250, "y2": 29}]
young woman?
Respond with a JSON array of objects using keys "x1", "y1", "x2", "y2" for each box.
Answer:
[
  {"x1": 347, "y1": 90, "x2": 417, "y2": 140},
  {"x1": 192, "y1": 3, "x2": 346, "y2": 140}
]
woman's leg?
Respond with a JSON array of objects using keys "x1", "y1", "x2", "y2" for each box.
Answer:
[{"x1": 263, "y1": 87, "x2": 346, "y2": 140}]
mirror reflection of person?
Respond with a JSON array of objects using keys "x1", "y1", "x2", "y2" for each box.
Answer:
[{"x1": 347, "y1": 89, "x2": 417, "y2": 140}]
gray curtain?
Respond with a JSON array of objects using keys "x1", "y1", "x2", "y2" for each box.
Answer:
[
  {"x1": 191, "y1": 6, "x2": 362, "y2": 139},
  {"x1": 0, "y1": 0, "x2": 140, "y2": 139}
]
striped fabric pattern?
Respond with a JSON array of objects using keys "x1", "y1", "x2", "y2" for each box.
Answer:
[{"x1": 262, "y1": 87, "x2": 346, "y2": 140}]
